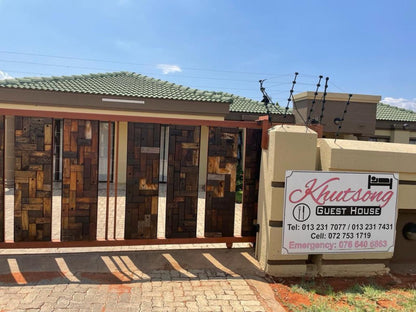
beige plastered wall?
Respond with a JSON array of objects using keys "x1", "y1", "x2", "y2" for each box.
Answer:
[
  {"x1": 258, "y1": 126, "x2": 416, "y2": 277},
  {"x1": 375, "y1": 129, "x2": 416, "y2": 143},
  {"x1": 256, "y1": 125, "x2": 318, "y2": 276},
  {"x1": 318, "y1": 139, "x2": 416, "y2": 273},
  {"x1": 116, "y1": 122, "x2": 128, "y2": 184}
]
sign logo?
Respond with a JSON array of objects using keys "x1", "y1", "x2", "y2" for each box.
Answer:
[{"x1": 292, "y1": 203, "x2": 310, "y2": 222}]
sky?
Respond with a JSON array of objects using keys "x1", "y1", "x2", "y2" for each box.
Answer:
[{"x1": 0, "y1": 0, "x2": 415, "y2": 111}]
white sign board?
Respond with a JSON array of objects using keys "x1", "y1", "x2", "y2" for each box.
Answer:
[{"x1": 282, "y1": 171, "x2": 398, "y2": 254}]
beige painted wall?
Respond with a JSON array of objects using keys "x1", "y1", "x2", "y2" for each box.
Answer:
[
  {"x1": 258, "y1": 129, "x2": 416, "y2": 277},
  {"x1": 319, "y1": 139, "x2": 416, "y2": 212},
  {"x1": 391, "y1": 130, "x2": 410, "y2": 143},
  {"x1": 256, "y1": 125, "x2": 317, "y2": 276},
  {"x1": 319, "y1": 139, "x2": 416, "y2": 173},
  {"x1": 116, "y1": 122, "x2": 128, "y2": 184},
  {"x1": 4, "y1": 116, "x2": 14, "y2": 187},
  {"x1": 374, "y1": 129, "x2": 416, "y2": 143},
  {"x1": 318, "y1": 139, "x2": 416, "y2": 263}
]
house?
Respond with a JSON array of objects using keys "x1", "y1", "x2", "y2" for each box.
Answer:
[
  {"x1": 0, "y1": 71, "x2": 266, "y2": 243},
  {"x1": 374, "y1": 102, "x2": 416, "y2": 144},
  {"x1": 0, "y1": 71, "x2": 414, "y2": 245},
  {"x1": 291, "y1": 92, "x2": 416, "y2": 142}
]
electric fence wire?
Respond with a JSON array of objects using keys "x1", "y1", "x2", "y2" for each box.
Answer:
[
  {"x1": 334, "y1": 94, "x2": 353, "y2": 142},
  {"x1": 283, "y1": 72, "x2": 298, "y2": 118},
  {"x1": 319, "y1": 77, "x2": 329, "y2": 124},
  {"x1": 306, "y1": 75, "x2": 323, "y2": 125}
]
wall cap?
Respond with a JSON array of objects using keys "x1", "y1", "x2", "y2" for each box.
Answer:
[
  {"x1": 294, "y1": 91, "x2": 381, "y2": 104},
  {"x1": 269, "y1": 124, "x2": 317, "y2": 135}
]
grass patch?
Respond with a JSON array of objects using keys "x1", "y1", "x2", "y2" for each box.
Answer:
[
  {"x1": 291, "y1": 279, "x2": 334, "y2": 296},
  {"x1": 275, "y1": 279, "x2": 416, "y2": 312}
]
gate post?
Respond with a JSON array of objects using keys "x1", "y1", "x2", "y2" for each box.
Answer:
[{"x1": 256, "y1": 125, "x2": 318, "y2": 276}]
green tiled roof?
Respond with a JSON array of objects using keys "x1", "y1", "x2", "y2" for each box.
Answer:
[
  {"x1": 220, "y1": 92, "x2": 286, "y2": 115},
  {"x1": 0, "y1": 71, "x2": 233, "y2": 103},
  {"x1": 377, "y1": 102, "x2": 416, "y2": 122},
  {"x1": 0, "y1": 71, "x2": 289, "y2": 115}
]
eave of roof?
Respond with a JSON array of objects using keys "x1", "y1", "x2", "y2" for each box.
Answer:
[
  {"x1": 0, "y1": 71, "x2": 233, "y2": 104},
  {"x1": 0, "y1": 71, "x2": 291, "y2": 115},
  {"x1": 377, "y1": 102, "x2": 416, "y2": 122}
]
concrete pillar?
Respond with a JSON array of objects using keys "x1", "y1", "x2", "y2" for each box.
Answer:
[
  {"x1": 4, "y1": 116, "x2": 14, "y2": 188},
  {"x1": 391, "y1": 129, "x2": 410, "y2": 144},
  {"x1": 117, "y1": 122, "x2": 128, "y2": 184},
  {"x1": 4, "y1": 116, "x2": 14, "y2": 242},
  {"x1": 256, "y1": 125, "x2": 318, "y2": 276},
  {"x1": 115, "y1": 121, "x2": 127, "y2": 239}
]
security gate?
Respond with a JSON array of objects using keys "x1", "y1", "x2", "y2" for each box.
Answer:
[{"x1": 0, "y1": 115, "x2": 262, "y2": 248}]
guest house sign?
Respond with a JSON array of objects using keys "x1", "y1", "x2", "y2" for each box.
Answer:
[{"x1": 282, "y1": 171, "x2": 398, "y2": 254}]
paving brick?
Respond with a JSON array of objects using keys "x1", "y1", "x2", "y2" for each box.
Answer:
[
  {"x1": 237, "y1": 294, "x2": 258, "y2": 300},
  {"x1": 200, "y1": 306, "x2": 222, "y2": 311},
  {"x1": 0, "y1": 249, "x2": 281, "y2": 311},
  {"x1": 39, "y1": 302, "x2": 55, "y2": 312},
  {"x1": 243, "y1": 306, "x2": 265, "y2": 312},
  {"x1": 55, "y1": 297, "x2": 70, "y2": 309},
  {"x1": 208, "y1": 299, "x2": 229, "y2": 306}
]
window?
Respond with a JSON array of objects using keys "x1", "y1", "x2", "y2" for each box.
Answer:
[
  {"x1": 98, "y1": 122, "x2": 114, "y2": 182},
  {"x1": 53, "y1": 119, "x2": 63, "y2": 181},
  {"x1": 369, "y1": 136, "x2": 390, "y2": 142},
  {"x1": 159, "y1": 125, "x2": 169, "y2": 182},
  {"x1": 53, "y1": 120, "x2": 114, "y2": 182}
]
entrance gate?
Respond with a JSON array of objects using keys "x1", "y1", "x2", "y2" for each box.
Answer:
[{"x1": 0, "y1": 113, "x2": 262, "y2": 248}]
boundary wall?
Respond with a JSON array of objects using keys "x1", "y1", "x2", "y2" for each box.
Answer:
[{"x1": 256, "y1": 125, "x2": 416, "y2": 277}]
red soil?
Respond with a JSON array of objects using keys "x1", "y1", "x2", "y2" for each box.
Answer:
[{"x1": 269, "y1": 273, "x2": 416, "y2": 311}]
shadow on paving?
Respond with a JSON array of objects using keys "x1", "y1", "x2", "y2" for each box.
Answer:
[{"x1": 0, "y1": 246, "x2": 267, "y2": 286}]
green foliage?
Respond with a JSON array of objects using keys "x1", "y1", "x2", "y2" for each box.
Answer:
[
  {"x1": 291, "y1": 279, "x2": 334, "y2": 296},
  {"x1": 236, "y1": 163, "x2": 243, "y2": 192},
  {"x1": 235, "y1": 163, "x2": 244, "y2": 203},
  {"x1": 235, "y1": 190, "x2": 243, "y2": 203}
]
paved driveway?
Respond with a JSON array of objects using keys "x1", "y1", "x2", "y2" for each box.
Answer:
[{"x1": 0, "y1": 245, "x2": 284, "y2": 311}]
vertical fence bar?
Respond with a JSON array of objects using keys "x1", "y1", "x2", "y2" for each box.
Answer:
[
  {"x1": 4, "y1": 116, "x2": 14, "y2": 242},
  {"x1": 105, "y1": 121, "x2": 111, "y2": 240},
  {"x1": 196, "y1": 126, "x2": 209, "y2": 238},
  {"x1": 113, "y1": 121, "x2": 119, "y2": 239},
  {"x1": 0, "y1": 116, "x2": 4, "y2": 242},
  {"x1": 51, "y1": 119, "x2": 62, "y2": 242},
  {"x1": 157, "y1": 125, "x2": 168, "y2": 239}
]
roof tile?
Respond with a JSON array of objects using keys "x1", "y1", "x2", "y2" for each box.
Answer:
[
  {"x1": 0, "y1": 71, "x2": 289, "y2": 115},
  {"x1": 0, "y1": 71, "x2": 233, "y2": 104},
  {"x1": 377, "y1": 102, "x2": 416, "y2": 122}
]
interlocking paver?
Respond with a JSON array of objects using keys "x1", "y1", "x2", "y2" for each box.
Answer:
[{"x1": 0, "y1": 247, "x2": 284, "y2": 311}]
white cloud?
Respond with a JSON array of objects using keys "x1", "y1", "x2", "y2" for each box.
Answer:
[
  {"x1": 382, "y1": 97, "x2": 416, "y2": 112},
  {"x1": 0, "y1": 70, "x2": 13, "y2": 80},
  {"x1": 156, "y1": 64, "x2": 182, "y2": 74}
]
